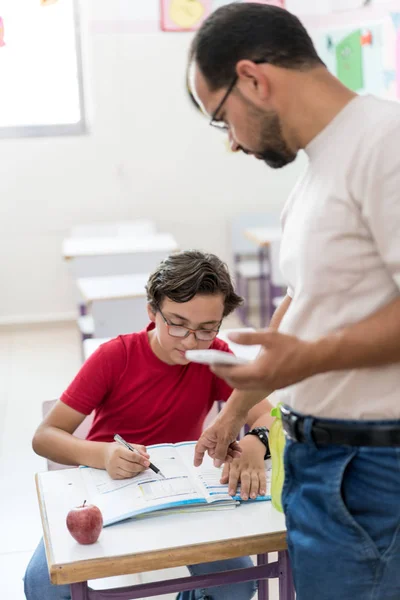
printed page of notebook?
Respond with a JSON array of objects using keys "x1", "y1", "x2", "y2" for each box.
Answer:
[
  {"x1": 176, "y1": 441, "x2": 272, "y2": 502},
  {"x1": 80, "y1": 444, "x2": 214, "y2": 526}
]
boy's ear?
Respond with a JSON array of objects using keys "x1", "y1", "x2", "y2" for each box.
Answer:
[{"x1": 147, "y1": 304, "x2": 156, "y2": 323}]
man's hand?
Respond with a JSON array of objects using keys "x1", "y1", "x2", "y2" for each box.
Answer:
[
  {"x1": 194, "y1": 406, "x2": 247, "y2": 468},
  {"x1": 211, "y1": 329, "x2": 317, "y2": 391},
  {"x1": 221, "y1": 435, "x2": 267, "y2": 500},
  {"x1": 103, "y1": 442, "x2": 150, "y2": 479}
]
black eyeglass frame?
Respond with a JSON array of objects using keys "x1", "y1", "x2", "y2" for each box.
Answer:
[
  {"x1": 209, "y1": 59, "x2": 268, "y2": 130},
  {"x1": 158, "y1": 306, "x2": 221, "y2": 341}
]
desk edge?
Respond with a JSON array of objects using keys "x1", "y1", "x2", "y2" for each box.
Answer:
[
  {"x1": 35, "y1": 473, "x2": 56, "y2": 583},
  {"x1": 49, "y1": 530, "x2": 287, "y2": 585}
]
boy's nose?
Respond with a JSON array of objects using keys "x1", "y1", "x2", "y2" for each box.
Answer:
[{"x1": 182, "y1": 333, "x2": 198, "y2": 350}]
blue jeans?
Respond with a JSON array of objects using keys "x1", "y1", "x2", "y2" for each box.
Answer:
[
  {"x1": 24, "y1": 539, "x2": 257, "y2": 600},
  {"x1": 282, "y1": 417, "x2": 400, "y2": 600}
]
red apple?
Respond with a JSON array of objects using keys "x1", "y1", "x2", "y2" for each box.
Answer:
[{"x1": 66, "y1": 500, "x2": 103, "y2": 545}]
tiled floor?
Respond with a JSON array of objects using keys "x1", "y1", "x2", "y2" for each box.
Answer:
[{"x1": 0, "y1": 321, "x2": 279, "y2": 600}]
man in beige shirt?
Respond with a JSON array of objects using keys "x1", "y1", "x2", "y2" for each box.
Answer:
[{"x1": 188, "y1": 3, "x2": 400, "y2": 600}]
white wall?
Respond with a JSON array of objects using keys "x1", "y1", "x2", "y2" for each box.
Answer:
[{"x1": 0, "y1": 1, "x2": 306, "y2": 324}]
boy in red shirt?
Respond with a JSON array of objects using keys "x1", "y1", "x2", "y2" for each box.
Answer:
[{"x1": 24, "y1": 250, "x2": 273, "y2": 600}]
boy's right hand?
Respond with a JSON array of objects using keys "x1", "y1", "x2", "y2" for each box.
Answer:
[{"x1": 103, "y1": 442, "x2": 151, "y2": 479}]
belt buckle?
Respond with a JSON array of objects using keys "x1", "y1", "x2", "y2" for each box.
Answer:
[{"x1": 280, "y1": 405, "x2": 299, "y2": 441}]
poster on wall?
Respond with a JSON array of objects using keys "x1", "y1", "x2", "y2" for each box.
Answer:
[
  {"x1": 160, "y1": 0, "x2": 212, "y2": 31},
  {"x1": 314, "y1": 23, "x2": 385, "y2": 95}
]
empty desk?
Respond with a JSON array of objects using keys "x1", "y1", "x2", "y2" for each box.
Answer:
[
  {"x1": 82, "y1": 337, "x2": 110, "y2": 361},
  {"x1": 63, "y1": 233, "x2": 179, "y2": 279},
  {"x1": 70, "y1": 219, "x2": 156, "y2": 239},
  {"x1": 76, "y1": 273, "x2": 149, "y2": 338}
]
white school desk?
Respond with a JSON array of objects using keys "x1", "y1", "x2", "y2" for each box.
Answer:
[
  {"x1": 76, "y1": 273, "x2": 149, "y2": 338},
  {"x1": 244, "y1": 227, "x2": 282, "y2": 248},
  {"x1": 70, "y1": 219, "x2": 156, "y2": 239},
  {"x1": 36, "y1": 467, "x2": 294, "y2": 600},
  {"x1": 63, "y1": 233, "x2": 179, "y2": 279},
  {"x1": 82, "y1": 336, "x2": 109, "y2": 360},
  {"x1": 82, "y1": 328, "x2": 261, "y2": 363}
]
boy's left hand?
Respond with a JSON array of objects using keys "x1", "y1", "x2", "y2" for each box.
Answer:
[{"x1": 220, "y1": 435, "x2": 267, "y2": 501}]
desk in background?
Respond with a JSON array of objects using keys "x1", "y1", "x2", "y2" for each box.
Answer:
[
  {"x1": 244, "y1": 227, "x2": 282, "y2": 327},
  {"x1": 244, "y1": 227, "x2": 281, "y2": 249},
  {"x1": 36, "y1": 462, "x2": 294, "y2": 600},
  {"x1": 77, "y1": 273, "x2": 149, "y2": 338},
  {"x1": 63, "y1": 233, "x2": 179, "y2": 279},
  {"x1": 70, "y1": 219, "x2": 156, "y2": 239}
]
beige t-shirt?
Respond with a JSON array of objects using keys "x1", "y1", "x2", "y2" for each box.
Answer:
[{"x1": 276, "y1": 95, "x2": 400, "y2": 420}]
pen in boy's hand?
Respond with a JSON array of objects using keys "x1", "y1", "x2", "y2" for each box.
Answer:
[{"x1": 113, "y1": 434, "x2": 166, "y2": 479}]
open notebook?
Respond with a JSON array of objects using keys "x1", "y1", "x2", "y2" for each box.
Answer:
[{"x1": 79, "y1": 441, "x2": 271, "y2": 526}]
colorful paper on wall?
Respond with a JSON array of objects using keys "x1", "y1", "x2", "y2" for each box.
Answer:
[
  {"x1": 314, "y1": 23, "x2": 385, "y2": 97},
  {"x1": 0, "y1": 17, "x2": 5, "y2": 47},
  {"x1": 336, "y1": 29, "x2": 364, "y2": 91},
  {"x1": 160, "y1": 0, "x2": 211, "y2": 31}
]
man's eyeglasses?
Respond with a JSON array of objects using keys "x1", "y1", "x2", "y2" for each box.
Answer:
[
  {"x1": 209, "y1": 76, "x2": 237, "y2": 130},
  {"x1": 158, "y1": 307, "x2": 221, "y2": 342},
  {"x1": 209, "y1": 59, "x2": 268, "y2": 131}
]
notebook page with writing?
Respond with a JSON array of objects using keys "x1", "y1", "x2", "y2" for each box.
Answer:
[
  {"x1": 175, "y1": 441, "x2": 272, "y2": 501},
  {"x1": 80, "y1": 443, "x2": 236, "y2": 526}
]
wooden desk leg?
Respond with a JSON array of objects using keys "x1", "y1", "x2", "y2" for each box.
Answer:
[
  {"x1": 278, "y1": 550, "x2": 295, "y2": 600},
  {"x1": 257, "y1": 553, "x2": 269, "y2": 600},
  {"x1": 71, "y1": 582, "x2": 89, "y2": 600}
]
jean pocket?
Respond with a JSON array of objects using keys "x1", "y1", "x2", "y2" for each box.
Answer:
[{"x1": 333, "y1": 449, "x2": 400, "y2": 560}]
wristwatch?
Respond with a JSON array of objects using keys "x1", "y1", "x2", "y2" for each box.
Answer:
[{"x1": 244, "y1": 426, "x2": 270, "y2": 460}]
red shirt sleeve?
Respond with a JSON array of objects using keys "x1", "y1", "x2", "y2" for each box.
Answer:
[
  {"x1": 211, "y1": 338, "x2": 234, "y2": 403},
  {"x1": 60, "y1": 338, "x2": 126, "y2": 415}
]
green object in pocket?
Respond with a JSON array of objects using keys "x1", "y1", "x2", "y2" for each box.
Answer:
[{"x1": 269, "y1": 405, "x2": 286, "y2": 513}]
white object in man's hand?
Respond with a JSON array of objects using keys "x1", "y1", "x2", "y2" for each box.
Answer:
[
  {"x1": 210, "y1": 329, "x2": 317, "y2": 391},
  {"x1": 185, "y1": 349, "x2": 249, "y2": 366}
]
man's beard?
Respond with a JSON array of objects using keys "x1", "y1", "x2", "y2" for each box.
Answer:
[
  {"x1": 259, "y1": 147, "x2": 295, "y2": 169},
  {"x1": 241, "y1": 109, "x2": 296, "y2": 169}
]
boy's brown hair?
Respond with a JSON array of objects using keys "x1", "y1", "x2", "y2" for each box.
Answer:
[{"x1": 146, "y1": 250, "x2": 243, "y2": 317}]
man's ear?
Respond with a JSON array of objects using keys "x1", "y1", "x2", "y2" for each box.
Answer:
[
  {"x1": 147, "y1": 304, "x2": 156, "y2": 323},
  {"x1": 236, "y1": 60, "x2": 270, "y2": 101}
]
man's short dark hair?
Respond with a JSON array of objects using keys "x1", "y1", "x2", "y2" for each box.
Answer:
[
  {"x1": 190, "y1": 2, "x2": 324, "y2": 91},
  {"x1": 146, "y1": 250, "x2": 243, "y2": 317}
]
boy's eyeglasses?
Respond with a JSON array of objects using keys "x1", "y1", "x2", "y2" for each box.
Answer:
[
  {"x1": 209, "y1": 59, "x2": 268, "y2": 131},
  {"x1": 158, "y1": 307, "x2": 221, "y2": 342}
]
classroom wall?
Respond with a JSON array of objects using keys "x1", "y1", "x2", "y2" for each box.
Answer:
[{"x1": 0, "y1": 0, "x2": 306, "y2": 324}]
